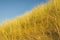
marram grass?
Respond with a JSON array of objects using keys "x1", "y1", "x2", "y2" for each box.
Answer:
[{"x1": 0, "y1": 0, "x2": 60, "y2": 40}]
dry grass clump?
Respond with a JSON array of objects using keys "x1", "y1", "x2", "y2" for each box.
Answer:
[{"x1": 0, "y1": 0, "x2": 60, "y2": 40}]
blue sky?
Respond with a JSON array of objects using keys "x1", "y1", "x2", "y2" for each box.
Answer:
[{"x1": 0, "y1": 0, "x2": 48, "y2": 23}]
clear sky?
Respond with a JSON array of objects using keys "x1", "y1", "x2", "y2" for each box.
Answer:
[{"x1": 0, "y1": 0, "x2": 48, "y2": 23}]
